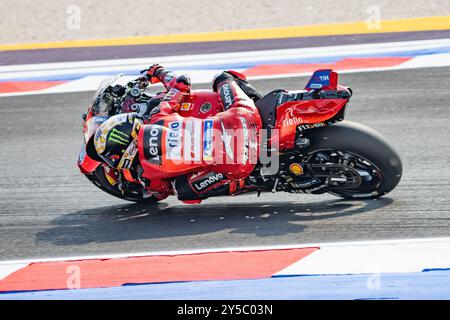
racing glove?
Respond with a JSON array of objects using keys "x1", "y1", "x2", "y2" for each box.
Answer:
[{"x1": 145, "y1": 64, "x2": 164, "y2": 84}]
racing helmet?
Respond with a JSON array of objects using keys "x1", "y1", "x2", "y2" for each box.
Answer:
[{"x1": 94, "y1": 113, "x2": 142, "y2": 169}]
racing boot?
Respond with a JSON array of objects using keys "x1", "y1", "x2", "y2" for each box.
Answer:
[
  {"x1": 173, "y1": 171, "x2": 230, "y2": 200},
  {"x1": 173, "y1": 171, "x2": 248, "y2": 201},
  {"x1": 213, "y1": 71, "x2": 262, "y2": 102}
]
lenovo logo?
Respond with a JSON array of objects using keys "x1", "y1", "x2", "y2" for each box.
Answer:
[
  {"x1": 193, "y1": 173, "x2": 224, "y2": 192},
  {"x1": 143, "y1": 123, "x2": 163, "y2": 164},
  {"x1": 148, "y1": 127, "x2": 160, "y2": 158},
  {"x1": 221, "y1": 83, "x2": 233, "y2": 109}
]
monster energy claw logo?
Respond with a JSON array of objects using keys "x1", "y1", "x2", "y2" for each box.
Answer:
[{"x1": 108, "y1": 128, "x2": 129, "y2": 145}]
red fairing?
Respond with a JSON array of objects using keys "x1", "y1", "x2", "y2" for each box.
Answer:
[
  {"x1": 176, "y1": 91, "x2": 223, "y2": 119},
  {"x1": 138, "y1": 77, "x2": 262, "y2": 182},
  {"x1": 78, "y1": 110, "x2": 101, "y2": 173},
  {"x1": 137, "y1": 108, "x2": 261, "y2": 181},
  {"x1": 80, "y1": 67, "x2": 356, "y2": 201},
  {"x1": 137, "y1": 113, "x2": 208, "y2": 181},
  {"x1": 275, "y1": 98, "x2": 347, "y2": 150},
  {"x1": 326, "y1": 70, "x2": 338, "y2": 90},
  {"x1": 78, "y1": 153, "x2": 101, "y2": 174}
]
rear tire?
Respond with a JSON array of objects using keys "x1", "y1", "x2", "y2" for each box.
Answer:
[{"x1": 301, "y1": 121, "x2": 402, "y2": 199}]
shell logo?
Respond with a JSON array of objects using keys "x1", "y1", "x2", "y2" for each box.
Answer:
[{"x1": 289, "y1": 163, "x2": 304, "y2": 176}]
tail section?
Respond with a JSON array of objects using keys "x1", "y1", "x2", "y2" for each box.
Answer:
[{"x1": 305, "y1": 69, "x2": 338, "y2": 90}]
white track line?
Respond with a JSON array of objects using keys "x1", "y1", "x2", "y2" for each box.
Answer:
[
  {"x1": 1, "y1": 38, "x2": 450, "y2": 97},
  {"x1": 275, "y1": 240, "x2": 450, "y2": 275},
  {"x1": 1, "y1": 54, "x2": 450, "y2": 98},
  {"x1": 1, "y1": 38, "x2": 450, "y2": 81},
  {"x1": 1, "y1": 237, "x2": 449, "y2": 265},
  {"x1": 0, "y1": 264, "x2": 28, "y2": 281},
  {"x1": 2, "y1": 38, "x2": 450, "y2": 74}
]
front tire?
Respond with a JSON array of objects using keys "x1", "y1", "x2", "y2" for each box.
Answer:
[
  {"x1": 301, "y1": 121, "x2": 402, "y2": 199},
  {"x1": 85, "y1": 166, "x2": 161, "y2": 204}
]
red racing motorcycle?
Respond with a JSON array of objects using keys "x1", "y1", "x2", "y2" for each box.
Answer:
[{"x1": 78, "y1": 69, "x2": 402, "y2": 203}]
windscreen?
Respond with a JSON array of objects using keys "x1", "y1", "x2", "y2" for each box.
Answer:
[{"x1": 88, "y1": 74, "x2": 125, "y2": 115}]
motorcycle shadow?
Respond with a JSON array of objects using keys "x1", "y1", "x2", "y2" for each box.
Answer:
[{"x1": 36, "y1": 197, "x2": 393, "y2": 246}]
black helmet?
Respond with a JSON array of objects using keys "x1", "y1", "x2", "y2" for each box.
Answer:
[{"x1": 94, "y1": 113, "x2": 142, "y2": 168}]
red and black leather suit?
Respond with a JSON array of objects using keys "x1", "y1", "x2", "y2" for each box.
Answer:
[{"x1": 136, "y1": 66, "x2": 263, "y2": 200}]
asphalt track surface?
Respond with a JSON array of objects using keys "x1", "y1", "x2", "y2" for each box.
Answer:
[{"x1": 1, "y1": 67, "x2": 449, "y2": 260}]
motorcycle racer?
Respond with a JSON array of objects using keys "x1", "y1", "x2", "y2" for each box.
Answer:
[
  {"x1": 93, "y1": 65, "x2": 263, "y2": 200},
  {"x1": 82, "y1": 67, "x2": 402, "y2": 203}
]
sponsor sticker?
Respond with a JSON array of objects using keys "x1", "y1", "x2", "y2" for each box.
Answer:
[
  {"x1": 220, "y1": 121, "x2": 234, "y2": 161},
  {"x1": 200, "y1": 102, "x2": 212, "y2": 113},
  {"x1": 305, "y1": 70, "x2": 331, "y2": 89},
  {"x1": 118, "y1": 140, "x2": 138, "y2": 169},
  {"x1": 108, "y1": 128, "x2": 129, "y2": 146},
  {"x1": 166, "y1": 121, "x2": 182, "y2": 160},
  {"x1": 220, "y1": 83, "x2": 234, "y2": 110},
  {"x1": 94, "y1": 114, "x2": 129, "y2": 154},
  {"x1": 316, "y1": 75, "x2": 329, "y2": 82},
  {"x1": 298, "y1": 123, "x2": 326, "y2": 130},
  {"x1": 180, "y1": 102, "x2": 192, "y2": 111},
  {"x1": 282, "y1": 107, "x2": 303, "y2": 127},
  {"x1": 203, "y1": 120, "x2": 214, "y2": 161},
  {"x1": 191, "y1": 172, "x2": 225, "y2": 192},
  {"x1": 184, "y1": 120, "x2": 202, "y2": 162},
  {"x1": 143, "y1": 121, "x2": 164, "y2": 164},
  {"x1": 289, "y1": 163, "x2": 304, "y2": 176},
  {"x1": 239, "y1": 117, "x2": 249, "y2": 165},
  {"x1": 249, "y1": 122, "x2": 258, "y2": 164}
]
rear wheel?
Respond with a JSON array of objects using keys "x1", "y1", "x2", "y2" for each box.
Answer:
[{"x1": 301, "y1": 121, "x2": 402, "y2": 199}]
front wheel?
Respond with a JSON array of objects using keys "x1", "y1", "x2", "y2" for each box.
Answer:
[
  {"x1": 301, "y1": 121, "x2": 403, "y2": 199},
  {"x1": 85, "y1": 166, "x2": 162, "y2": 204}
]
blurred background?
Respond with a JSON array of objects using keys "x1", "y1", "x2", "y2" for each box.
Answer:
[{"x1": 1, "y1": 0, "x2": 450, "y2": 44}]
